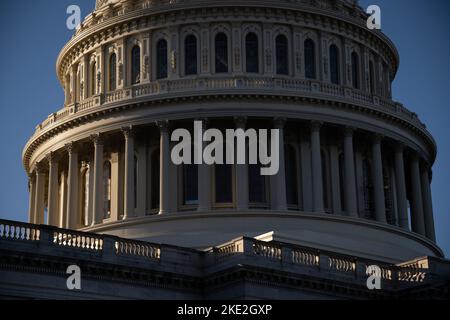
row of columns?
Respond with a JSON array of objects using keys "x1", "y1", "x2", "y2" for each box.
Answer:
[{"x1": 28, "y1": 119, "x2": 436, "y2": 242}]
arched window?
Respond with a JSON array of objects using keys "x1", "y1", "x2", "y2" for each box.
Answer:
[
  {"x1": 215, "y1": 164, "x2": 233, "y2": 204},
  {"x1": 151, "y1": 149, "x2": 160, "y2": 210},
  {"x1": 81, "y1": 168, "x2": 90, "y2": 226},
  {"x1": 285, "y1": 145, "x2": 298, "y2": 207},
  {"x1": 329, "y1": 44, "x2": 340, "y2": 85},
  {"x1": 249, "y1": 163, "x2": 267, "y2": 205},
  {"x1": 109, "y1": 53, "x2": 117, "y2": 91},
  {"x1": 183, "y1": 164, "x2": 199, "y2": 206},
  {"x1": 131, "y1": 45, "x2": 141, "y2": 85},
  {"x1": 90, "y1": 61, "x2": 97, "y2": 97},
  {"x1": 304, "y1": 39, "x2": 316, "y2": 79},
  {"x1": 215, "y1": 33, "x2": 229, "y2": 73},
  {"x1": 156, "y1": 39, "x2": 168, "y2": 79},
  {"x1": 246, "y1": 33, "x2": 259, "y2": 73},
  {"x1": 321, "y1": 150, "x2": 330, "y2": 212},
  {"x1": 276, "y1": 34, "x2": 289, "y2": 75},
  {"x1": 369, "y1": 60, "x2": 375, "y2": 94},
  {"x1": 362, "y1": 159, "x2": 374, "y2": 219},
  {"x1": 185, "y1": 35, "x2": 198, "y2": 76},
  {"x1": 103, "y1": 161, "x2": 111, "y2": 218},
  {"x1": 351, "y1": 52, "x2": 359, "y2": 89}
]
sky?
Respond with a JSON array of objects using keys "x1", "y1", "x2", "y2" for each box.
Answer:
[{"x1": 0, "y1": 0, "x2": 449, "y2": 256}]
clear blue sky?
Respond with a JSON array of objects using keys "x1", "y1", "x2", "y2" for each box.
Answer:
[{"x1": 0, "y1": 0, "x2": 449, "y2": 256}]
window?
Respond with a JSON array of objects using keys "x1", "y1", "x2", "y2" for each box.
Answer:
[
  {"x1": 151, "y1": 149, "x2": 160, "y2": 210},
  {"x1": 90, "y1": 61, "x2": 97, "y2": 96},
  {"x1": 249, "y1": 163, "x2": 267, "y2": 205},
  {"x1": 246, "y1": 33, "x2": 259, "y2": 73},
  {"x1": 330, "y1": 44, "x2": 340, "y2": 85},
  {"x1": 183, "y1": 164, "x2": 199, "y2": 206},
  {"x1": 369, "y1": 60, "x2": 375, "y2": 94},
  {"x1": 81, "y1": 168, "x2": 90, "y2": 226},
  {"x1": 215, "y1": 33, "x2": 229, "y2": 73},
  {"x1": 103, "y1": 161, "x2": 111, "y2": 218},
  {"x1": 131, "y1": 45, "x2": 141, "y2": 85},
  {"x1": 215, "y1": 164, "x2": 233, "y2": 204},
  {"x1": 109, "y1": 53, "x2": 117, "y2": 91},
  {"x1": 185, "y1": 35, "x2": 198, "y2": 76},
  {"x1": 285, "y1": 145, "x2": 298, "y2": 207},
  {"x1": 304, "y1": 39, "x2": 316, "y2": 79},
  {"x1": 351, "y1": 52, "x2": 359, "y2": 89},
  {"x1": 276, "y1": 35, "x2": 289, "y2": 75},
  {"x1": 156, "y1": 39, "x2": 168, "y2": 79}
]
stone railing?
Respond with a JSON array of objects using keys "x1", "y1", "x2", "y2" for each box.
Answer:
[
  {"x1": 115, "y1": 238, "x2": 161, "y2": 260},
  {"x1": 0, "y1": 220, "x2": 40, "y2": 242},
  {"x1": 33, "y1": 76, "x2": 426, "y2": 137}
]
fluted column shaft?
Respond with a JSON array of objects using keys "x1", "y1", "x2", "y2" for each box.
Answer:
[
  {"x1": 123, "y1": 127, "x2": 135, "y2": 219},
  {"x1": 235, "y1": 117, "x2": 249, "y2": 211},
  {"x1": 394, "y1": 146, "x2": 409, "y2": 229},
  {"x1": 371, "y1": 135, "x2": 386, "y2": 223},
  {"x1": 421, "y1": 166, "x2": 436, "y2": 241},
  {"x1": 28, "y1": 174, "x2": 36, "y2": 224},
  {"x1": 310, "y1": 122, "x2": 324, "y2": 212},
  {"x1": 343, "y1": 128, "x2": 358, "y2": 217},
  {"x1": 66, "y1": 143, "x2": 79, "y2": 229},
  {"x1": 410, "y1": 155, "x2": 426, "y2": 236},
  {"x1": 47, "y1": 153, "x2": 59, "y2": 226},
  {"x1": 158, "y1": 121, "x2": 170, "y2": 214},
  {"x1": 91, "y1": 135, "x2": 104, "y2": 225}
]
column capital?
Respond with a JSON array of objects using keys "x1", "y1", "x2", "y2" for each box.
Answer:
[
  {"x1": 395, "y1": 143, "x2": 405, "y2": 153},
  {"x1": 344, "y1": 126, "x2": 356, "y2": 137},
  {"x1": 64, "y1": 142, "x2": 78, "y2": 155},
  {"x1": 274, "y1": 117, "x2": 287, "y2": 129},
  {"x1": 35, "y1": 161, "x2": 47, "y2": 174},
  {"x1": 90, "y1": 133, "x2": 104, "y2": 146},
  {"x1": 121, "y1": 126, "x2": 135, "y2": 139},
  {"x1": 45, "y1": 152, "x2": 60, "y2": 164},
  {"x1": 156, "y1": 120, "x2": 170, "y2": 132},
  {"x1": 310, "y1": 120, "x2": 323, "y2": 132},
  {"x1": 234, "y1": 116, "x2": 248, "y2": 129},
  {"x1": 372, "y1": 133, "x2": 384, "y2": 144}
]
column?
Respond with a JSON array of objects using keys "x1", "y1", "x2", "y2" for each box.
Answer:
[
  {"x1": 421, "y1": 165, "x2": 436, "y2": 241},
  {"x1": 394, "y1": 145, "x2": 409, "y2": 229},
  {"x1": 34, "y1": 163, "x2": 46, "y2": 225},
  {"x1": 66, "y1": 143, "x2": 79, "y2": 229},
  {"x1": 271, "y1": 118, "x2": 287, "y2": 211},
  {"x1": 91, "y1": 134, "x2": 104, "y2": 225},
  {"x1": 343, "y1": 127, "x2": 358, "y2": 217},
  {"x1": 136, "y1": 144, "x2": 147, "y2": 217},
  {"x1": 235, "y1": 117, "x2": 249, "y2": 211},
  {"x1": 372, "y1": 135, "x2": 386, "y2": 223},
  {"x1": 158, "y1": 121, "x2": 170, "y2": 214},
  {"x1": 46, "y1": 152, "x2": 59, "y2": 226},
  {"x1": 410, "y1": 155, "x2": 426, "y2": 236},
  {"x1": 310, "y1": 121, "x2": 324, "y2": 212},
  {"x1": 122, "y1": 126, "x2": 135, "y2": 220},
  {"x1": 198, "y1": 120, "x2": 212, "y2": 212},
  {"x1": 28, "y1": 173, "x2": 36, "y2": 224}
]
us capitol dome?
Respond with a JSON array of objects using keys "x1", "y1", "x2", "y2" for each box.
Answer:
[{"x1": 22, "y1": 0, "x2": 441, "y2": 266}]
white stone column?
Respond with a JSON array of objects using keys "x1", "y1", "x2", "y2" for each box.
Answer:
[
  {"x1": 235, "y1": 117, "x2": 249, "y2": 211},
  {"x1": 343, "y1": 127, "x2": 358, "y2": 217},
  {"x1": 66, "y1": 143, "x2": 79, "y2": 229},
  {"x1": 46, "y1": 153, "x2": 59, "y2": 226},
  {"x1": 122, "y1": 126, "x2": 135, "y2": 220},
  {"x1": 310, "y1": 121, "x2": 324, "y2": 212},
  {"x1": 28, "y1": 173, "x2": 36, "y2": 224},
  {"x1": 421, "y1": 165, "x2": 436, "y2": 241},
  {"x1": 271, "y1": 118, "x2": 287, "y2": 211},
  {"x1": 91, "y1": 134, "x2": 104, "y2": 225},
  {"x1": 394, "y1": 145, "x2": 409, "y2": 229},
  {"x1": 34, "y1": 163, "x2": 46, "y2": 225},
  {"x1": 410, "y1": 155, "x2": 426, "y2": 236},
  {"x1": 158, "y1": 121, "x2": 170, "y2": 214},
  {"x1": 372, "y1": 135, "x2": 386, "y2": 223}
]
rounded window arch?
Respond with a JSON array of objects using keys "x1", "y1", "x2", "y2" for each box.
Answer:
[
  {"x1": 215, "y1": 33, "x2": 229, "y2": 73},
  {"x1": 351, "y1": 51, "x2": 360, "y2": 89},
  {"x1": 156, "y1": 39, "x2": 168, "y2": 80},
  {"x1": 131, "y1": 45, "x2": 141, "y2": 85},
  {"x1": 285, "y1": 144, "x2": 299, "y2": 207},
  {"x1": 329, "y1": 44, "x2": 340, "y2": 85},
  {"x1": 184, "y1": 35, "x2": 198, "y2": 76},
  {"x1": 304, "y1": 38, "x2": 316, "y2": 79},
  {"x1": 103, "y1": 161, "x2": 112, "y2": 218},
  {"x1": 245, "y1": 32, "x2": 259, "y2": 73},
  {"x1": 276, "y1": 34, "x2": 289, "y2": 75},
  {"x1": 109, "y1": 53, "x2": 117, "y2": 91}
]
